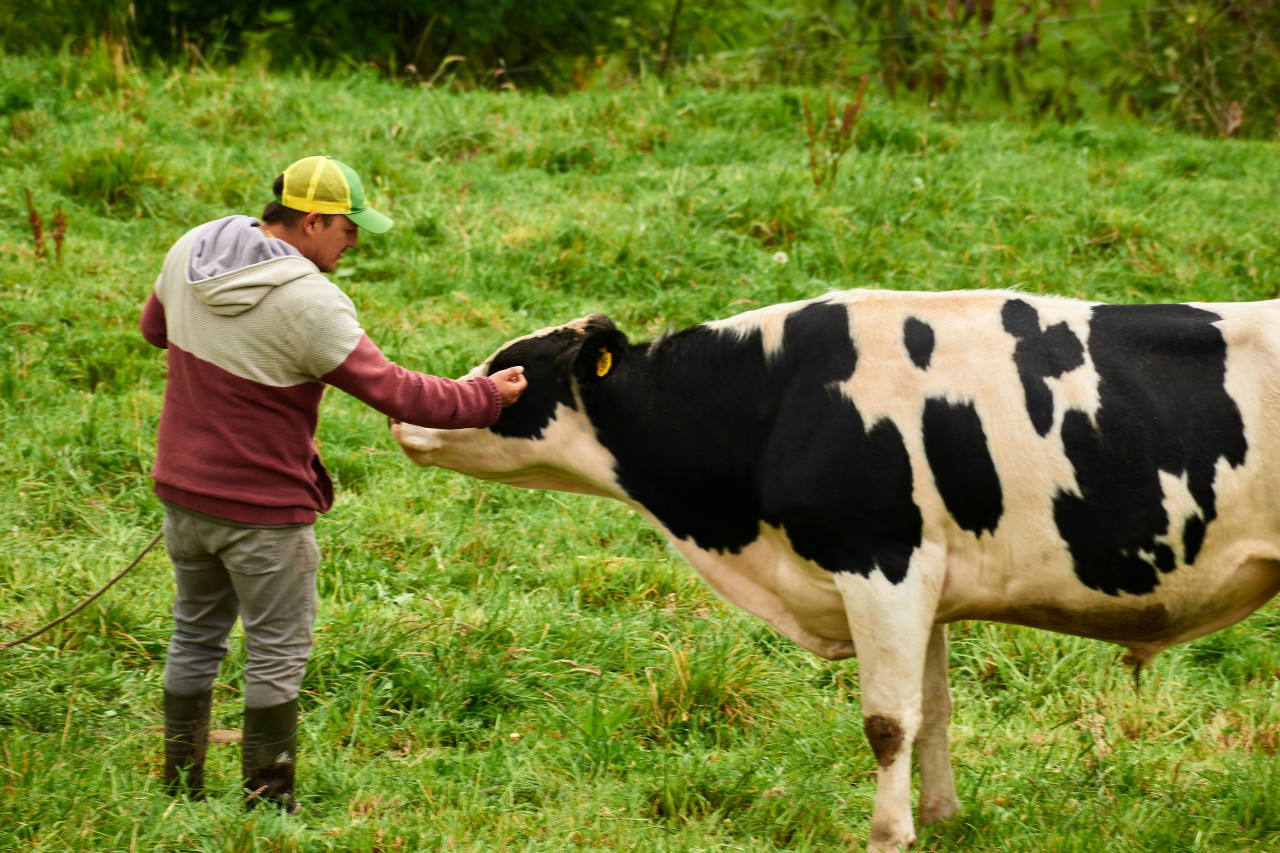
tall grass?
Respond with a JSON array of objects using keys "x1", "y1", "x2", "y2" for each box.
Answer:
[{"x1": 2, "y1": 50, "x2": 1279, "y2": 851}]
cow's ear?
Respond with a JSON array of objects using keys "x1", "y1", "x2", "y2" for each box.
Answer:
[{"x1": 573, "y1": 323, "x2": 629, "y2": 383}]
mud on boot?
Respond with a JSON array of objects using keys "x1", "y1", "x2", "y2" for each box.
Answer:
[{"x1": 241, "y1": 698, "x2": 301, "y2": 814}]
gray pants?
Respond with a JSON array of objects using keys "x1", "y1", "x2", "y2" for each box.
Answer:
[{"x1": 162, "y1": 504, "x2": 320, "y2": 709}]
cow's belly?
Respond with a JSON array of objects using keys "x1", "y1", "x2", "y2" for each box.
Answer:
[
  {"x1": 960, "y1": 548, "x2": 1280, "y2": 657},
  {"x1": 659, "y1": 522, "x2": 856, "y2": 660},
  {"x1": 762, "y1": 527, "x2": 855, "y2": 640}
]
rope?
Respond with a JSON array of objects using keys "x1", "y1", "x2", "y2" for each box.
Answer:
[{"x1": 0, "y1": 531, "x2": 163, "y2": 652}]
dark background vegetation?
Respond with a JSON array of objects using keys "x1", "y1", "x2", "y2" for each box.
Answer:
[{"x1": 3, "y1": 0, "x2": 1280, "y2": 138}]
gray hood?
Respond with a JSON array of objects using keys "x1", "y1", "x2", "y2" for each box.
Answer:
[{"x1": 187, "y1": 215, "x2": 317, "y2": 317}]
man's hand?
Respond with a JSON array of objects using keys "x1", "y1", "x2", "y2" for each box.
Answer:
[{"x1": 491, "y1": 365, "x2": 527, "y2": 408}]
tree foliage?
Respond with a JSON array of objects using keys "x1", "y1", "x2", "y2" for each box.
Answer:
[
  {"x1": 1112, "y1": 0, "x2": 1280, "y2": 138},
  {"x1": 2, "y1": 0, "x2": 1278, "y2": 137}
]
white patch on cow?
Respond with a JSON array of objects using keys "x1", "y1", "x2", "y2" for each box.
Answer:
[
  {"x1": 1214, "y1": 300, "x2": 1280, "y2": 489},
  {"x1": 839, "y1": 289, "x2": 1007, "y2": 423},
  {"x1": 704, "y1": 293, "x2": 844, "y2": 360},
  {"x1": 647, "y1": 517, "x2": 857, "y2": 660},
  {"x1": 1157, "y1": 470, "x2": 1199, "y2": 563},
  {"x1": 1032, "y1": 297, "x2": 1103, "y2": 430},
  {"x1": 393, "y1": 403, "x2": 622, "y2": 499},
  {"x1": 1044, "y1": 368, "x2": 1101, "y2": 433},
  {"x1": 1135, "y1": 546, "x2": 1162, "y2": 568}
]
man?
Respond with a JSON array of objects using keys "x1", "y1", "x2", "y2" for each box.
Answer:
[{"x1": 140, "y1": 155, "x2": 526, "y2": 811}]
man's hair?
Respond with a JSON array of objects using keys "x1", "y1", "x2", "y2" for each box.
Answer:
[{"x1": 261, "y1": 175, "x2": 336, "y2": 227}]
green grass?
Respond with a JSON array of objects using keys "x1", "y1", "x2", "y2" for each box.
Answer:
[{"x1": 3, "y1": 49, "x2": 1280, "y2": 851}]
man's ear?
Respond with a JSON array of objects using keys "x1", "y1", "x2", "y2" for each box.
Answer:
[
  {"x1": 572, "y1": 320, "x2": 629, "y2": 383},
  {"x1": 301, "y1": 211, "x2": 325, "y2": 234}
]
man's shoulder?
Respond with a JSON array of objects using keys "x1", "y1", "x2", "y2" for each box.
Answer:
[{"x1": 269, "y1": 268, "x2": 356, "y2": 314}]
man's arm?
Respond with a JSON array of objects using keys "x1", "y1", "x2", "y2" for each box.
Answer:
[
  {"x1": 140, "y1": 291, "x2": 168, "y2": 349},
  {"x1": 323, "y1": 335, "x2": 521, "y2": 429}
]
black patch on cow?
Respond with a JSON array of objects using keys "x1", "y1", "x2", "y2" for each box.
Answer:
[
  {"x1": 763, "y1": 399, "x2": 921, "y2": 584},
  {"x1": 579, "y1": 300, "x2": 923, "y2": 584},
  {"x1": 580, "y1": 323, "x2": 771, "y2": 553},
  {"x1": 762, "y1": 302, "x2": 923, "y2": 584},
  {"x1": 1054, "y1": 303, "x2": 1247, "y2": 596},
  {"x1": 1002, "y1": 298, "x2": 1086, "y2": 437},
  {"x1": 1182, "y1": 515, "x2": 1207, "y2": 564},
  {"x1": 922, "y1": 397, "x2": 1003, "y2": 536},
  {"x1": 487, "y1": 327, "x2": 587, "y2": 440},
  {"x1": 904, "y1": 317, "x2": 935, "y2": 370}
]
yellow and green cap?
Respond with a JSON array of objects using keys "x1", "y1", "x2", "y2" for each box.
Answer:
[{"x1": 276, "y1": 155, "x2": 393, "y2": 234}]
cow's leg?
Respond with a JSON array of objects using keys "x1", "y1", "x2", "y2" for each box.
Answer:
[
  {"x1": 834, "y1": 563, "x2": 941, "y2": 853},
  {"x1": 916, "y1": 625, "x2": 959, "y2": 826}
]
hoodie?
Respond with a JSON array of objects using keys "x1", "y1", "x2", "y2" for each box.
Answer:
[{"x1": 141, "y1": 215, "x2": 501, "y2": 524}]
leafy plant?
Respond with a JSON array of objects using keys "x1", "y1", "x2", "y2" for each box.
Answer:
[
  {"x1": 1107, "y1": 0, "x2": 1280, "y2": 138},
  {"x1": 801, "y1": 74, "x2": 868, "y2": 189},
  {"x1": 23, "y1": 189, "x2": 66, "y2": 262}
]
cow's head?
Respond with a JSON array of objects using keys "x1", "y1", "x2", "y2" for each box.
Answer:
[{"x1": 392, "y1": 313, "x2": 629, "y2": 498}]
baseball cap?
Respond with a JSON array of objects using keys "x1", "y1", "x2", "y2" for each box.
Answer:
[{"x1": 276, "y1": 155, "x2": 393, "y2": 234}]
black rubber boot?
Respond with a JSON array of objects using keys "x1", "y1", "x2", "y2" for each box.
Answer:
[
  {"x1": 241, "y1": 698, "x2": 301, "y2": 814},
  {"x1": 163, "y1": 689, "x2": 212, "y2": 799}
]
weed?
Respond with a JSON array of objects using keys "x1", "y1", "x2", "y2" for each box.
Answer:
[
  {"x1": 636, "y1": 632, "x2": 778, "y2": 746},
  {"x1": 22, "y1": 189, "x2": 66, "y2": 262},
  {"x1": 801, "y1": 75, "x2": 868, "y2": 190}
]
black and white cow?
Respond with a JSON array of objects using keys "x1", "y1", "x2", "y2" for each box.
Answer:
[{"x1": 392, "y1": 288, "x2": 1280, "y2": 851}]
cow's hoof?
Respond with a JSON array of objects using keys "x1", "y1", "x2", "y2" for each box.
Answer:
[
  {"x1": 866, "y1": 829, "x2": 916, "y2": 852},
  {"x1": 919, "y1": 797, "x2": 960, "y2": 826}
]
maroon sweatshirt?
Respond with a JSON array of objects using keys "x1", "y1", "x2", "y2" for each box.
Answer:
[{"x1": 142, "y1": 215, "x2": 500, "y2": 524}]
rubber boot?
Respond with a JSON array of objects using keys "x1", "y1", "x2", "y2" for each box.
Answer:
[
  {"x1": 241, "y1": 698, "x2": 301, "y2": 814},
  {"x1": 163, "y1": 689, "x2": 212, "y2": 799}
]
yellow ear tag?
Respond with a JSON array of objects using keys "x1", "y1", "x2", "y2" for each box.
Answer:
[{"x1": 596, "y1": 347, "x2": 613, "y2": 378}]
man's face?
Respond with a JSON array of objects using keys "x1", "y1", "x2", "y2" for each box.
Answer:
[{"x1": 303, "y1": 214, "x2": 359, "y2": 272}]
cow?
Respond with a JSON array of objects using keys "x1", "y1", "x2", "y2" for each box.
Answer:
[{"x1": 391, "y1": 288, "x2": 1280, "y2": 851}]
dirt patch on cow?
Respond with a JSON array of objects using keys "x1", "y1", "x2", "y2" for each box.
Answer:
[
  {"x1": 863, "y1": 714, "x2": 904, "y2": 768},
  {"x1": 998, "y1": 602, "x2": 1173, "y2": 643}
]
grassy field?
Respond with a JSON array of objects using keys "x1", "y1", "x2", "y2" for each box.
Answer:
[{"x1": 3, "y1": 47, "x2": 1280, "y2": 852}]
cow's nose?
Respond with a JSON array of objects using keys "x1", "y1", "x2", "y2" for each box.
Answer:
[{"x1": 391, "y1": 422, "x2": 445, "y2": 458}]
